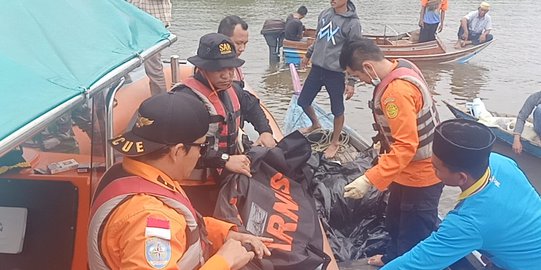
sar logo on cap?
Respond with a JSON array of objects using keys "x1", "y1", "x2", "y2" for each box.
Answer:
[
  {"x1": 136, "y1": 114, "x2": 155, "y2": 128},
  {"x1": 219, "y1": 42, "x2": 232, "y2": 55}
]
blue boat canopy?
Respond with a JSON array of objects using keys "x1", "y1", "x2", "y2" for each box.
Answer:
[{"x1": 0, "y1": 0, "x2": 175, "y2": 156}]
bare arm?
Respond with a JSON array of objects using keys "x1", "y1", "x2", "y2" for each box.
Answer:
[
  {"x1": 419, "y1": 6, "x2": 426, "y2": 27},
  {"x1": 438, "y1": 10, "x2": 446, "y2": 32}
]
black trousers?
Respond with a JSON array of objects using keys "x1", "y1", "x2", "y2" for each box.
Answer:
[
  {"x1": 419, "y1": 22, "x2": 439, "y2": 43},
  {"x1": 381, "y1": 181, "x2": 444, "y2": 264}
]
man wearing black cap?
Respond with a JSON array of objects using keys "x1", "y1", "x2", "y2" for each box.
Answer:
[
  {"x1": 382, "y1": 119, "x2": 541, "y2": 270},
  {"x1": 172, "y1": 33, "x2": 275, "y2": 214},
  {"x1": 88, "y1": 92, "x2": 271, "y2": 270}
]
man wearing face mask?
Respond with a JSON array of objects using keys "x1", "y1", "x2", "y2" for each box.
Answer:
[{"x1": 339, "y1": 38, "x2": 443, "y2": 267}]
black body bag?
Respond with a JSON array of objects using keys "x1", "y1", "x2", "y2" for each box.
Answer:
[{"x1": 214, "y1": 131, "x2": 330, "y2": 270}]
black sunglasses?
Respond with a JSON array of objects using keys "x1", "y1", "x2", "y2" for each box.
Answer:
[{"x1": 184, "y1": 141, "x2": 209, "y2": 155}]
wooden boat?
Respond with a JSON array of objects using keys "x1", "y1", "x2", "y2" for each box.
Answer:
[
  {"x1": 444, "y1": 100, "x2": 541, "y2": 191},
  {"x1": 282, "y1": 28, "x2": 316, "y2": 66},
  {"x1": 282, "y1": 28, "x2": 493, "y2": 65},
  {"x1": 366, "y1": 30, "x2": 493, "y2": 64}
]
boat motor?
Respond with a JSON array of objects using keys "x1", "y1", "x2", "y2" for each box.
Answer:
[{"x1": 260, "y1": 19, "x2": 285, "y2": 65}]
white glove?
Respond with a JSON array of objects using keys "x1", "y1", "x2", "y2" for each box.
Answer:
[{"x1": 344, "y1": 175, "x2": 372, "y2": 199}]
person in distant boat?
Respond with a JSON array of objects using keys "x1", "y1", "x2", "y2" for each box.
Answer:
[
  {"x1": 128, "y1": 0, "x2": 171, "y2": 95},
  {"x1": 454, "y1": 2, "x2": 493, "y2": 49},
  {"x1": 298, "y1": 0, "x2": 362, "y2": 159},
  {"x1": 512, "y1": 91, "x2": 541, "y2": 154},
  {"x1": 285, "y1": 5, "x2": 308, "y2": 41},
  {"x1": 382, "y1": 119, "x2": 541, "y2": 270},
  {"x1": 218, "y1": 15, "x2": 249, "y2": 87},
  {"x1": 418, "y1": 0, "x2": 448, "y2": 42},
  {"x1": 172, "y1": 33, "x2": 275, "y2": 215},
  {"x1": 88, "y1": 92, "x2": 272, "y2": 270},
  {"x1": 340, "y1": 38, "x2": 443, "y2": 267}
]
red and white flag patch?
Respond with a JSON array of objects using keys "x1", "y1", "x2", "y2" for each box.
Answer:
[{"x1": 145, "y1": 217, "x2": 171, "y2": 240}]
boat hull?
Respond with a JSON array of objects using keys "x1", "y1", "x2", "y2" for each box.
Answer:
[{"x1": 282, "y1": 29, "x2": 493, "y2": 64}]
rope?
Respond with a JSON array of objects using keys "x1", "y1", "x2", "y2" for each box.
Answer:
[{"x1": 304, "y1": 129, "x2": 351, "y2": 155}]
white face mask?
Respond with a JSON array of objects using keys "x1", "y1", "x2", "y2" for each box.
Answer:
[{"x1": 364, "y1": 65, "x2": 381, "y2": 86}]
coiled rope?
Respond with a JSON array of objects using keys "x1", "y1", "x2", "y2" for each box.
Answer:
[{"x1": 304, "y1": 128, "x2": 351, "y2": 155}]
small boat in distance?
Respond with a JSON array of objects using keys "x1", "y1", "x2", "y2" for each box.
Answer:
[{"x1": 282, "y1": 27, "x2": 493, "y2": 65}]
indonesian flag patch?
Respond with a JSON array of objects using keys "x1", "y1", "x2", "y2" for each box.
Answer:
[
  {"x1": 145, "y1": 217, "x2": 171, "y2": 269},
  {"x1": 145, "y1": 217, "x2": 171, "y2": 240}
]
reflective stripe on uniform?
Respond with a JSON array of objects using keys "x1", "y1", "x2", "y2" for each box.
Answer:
[{"x1": 371, "y1": 59, "x2": 439, "y2": 161}]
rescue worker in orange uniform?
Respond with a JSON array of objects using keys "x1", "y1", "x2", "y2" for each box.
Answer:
[
  {"x1": 88, "y1": 92, "x2": 271, "y2": 270},
  {"x1": 339, "y1": 38, "x2": 443, "y2": 267},
  {"x1": 172, "y1": 33, "x2": 275, "y2": 215}
]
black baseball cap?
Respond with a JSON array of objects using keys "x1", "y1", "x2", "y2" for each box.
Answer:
[
  {"x1": 110, "y1": 92, "x2": 210, "y2": 157},
  {"x1": 432, "y1": 119, "x2": 496, "y2": 171},
  {"x1": 187, "y1": 33, "x2": 245, "y2": 71}
]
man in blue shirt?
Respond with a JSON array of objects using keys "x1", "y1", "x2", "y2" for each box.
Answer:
[
  {"x1": 418, "y1": 0, "x2": 448, "y2": 43},
  {"x1": 382, "y1": 119, "x2": 541, "y2": 270}
]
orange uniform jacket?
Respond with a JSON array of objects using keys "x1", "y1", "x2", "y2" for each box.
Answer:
[
  {"x1": 421, "y1": 0, "x2": 448, "y2": 11},
  {"x1": 100, "y1": 158, "x2": 235, "y2": 270},
  {"x1": 365, "y1": 64, "x2": 440, "y2": 191}
]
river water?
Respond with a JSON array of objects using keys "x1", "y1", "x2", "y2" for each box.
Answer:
[{"x1": 165, "y1": 0, "x2": 541, "y2": 214}]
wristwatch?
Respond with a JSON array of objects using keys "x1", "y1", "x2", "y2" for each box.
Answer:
[{"x1": 220, "y1": 153, "x2": 230, "y2": 168}]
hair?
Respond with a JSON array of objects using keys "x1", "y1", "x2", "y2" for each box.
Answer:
[
  {"x1": 444, "y1": 159, "x2": 489, "y2": 180},
  {"x1": 339, "y1": 38, "x2": 385, "y2": 71},
  {"x1": 297, "y1": 6, "x2": 308, "y2": 16},
  {"x1": 218, "y1": 15, "x2": 248, "y2": 37}
]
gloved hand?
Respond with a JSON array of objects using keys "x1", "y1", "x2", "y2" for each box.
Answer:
[{"x1": 344, "y1": 174, "x2": 373, "y2": 199}]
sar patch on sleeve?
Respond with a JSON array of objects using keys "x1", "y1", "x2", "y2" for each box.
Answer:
[
  {"x1": 385, "y1": 103, "x2": 399, "y2": 119},
  {"x1": 145, "y1": 237, "x2": 171, "y2": 269}
]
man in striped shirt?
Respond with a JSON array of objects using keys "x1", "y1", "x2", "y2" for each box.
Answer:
[{"x1": 128, "y1": 0, "x2": 172, "y2": 96}]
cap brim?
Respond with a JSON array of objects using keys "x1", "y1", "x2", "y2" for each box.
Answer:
[
  {"x1": 109, "y1": 131, "x2": 167, "y2": 157},
  {"x1": 187, "y1": 56, "x2": 245, "y2": 71}
]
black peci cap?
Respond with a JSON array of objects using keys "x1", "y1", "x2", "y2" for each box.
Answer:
[
  {"x1": 188, "y1": 33, "x2": 245, "y2": 71},
  {"x1": 110, "y1": 92, "x2": 210, "y2": 157},
  {"x1": 432, "y1": 119, "x2": 496, "y2": 171}
]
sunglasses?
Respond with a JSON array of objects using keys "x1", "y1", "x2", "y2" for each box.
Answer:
[{"x1": 184, "y1": 141, "x2": 209, "y2": 155}]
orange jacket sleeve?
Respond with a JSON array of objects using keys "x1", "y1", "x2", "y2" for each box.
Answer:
[
  {"x1": 441, "y1": 0, "x2": 449, "y2": 11},
  {"x1": 365, "y1": 80, "x2": 424, "y2": 191},
  {"x1": 101, "y1": 195, "x2": 231, "y2": 270},
  {"x1": 203, "y1": 217, "x2": 237, "y2": 253}
]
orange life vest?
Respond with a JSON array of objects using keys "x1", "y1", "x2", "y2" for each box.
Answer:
[
  {"x1": 183, "y1": 77, "x2": 242, "y2": 155},
  {"x1": 88, "y1": 173, "x2": 209, "y2": 270},
  {"x1": 369, "y1": 59, "x2": 439, "y2": 161}
]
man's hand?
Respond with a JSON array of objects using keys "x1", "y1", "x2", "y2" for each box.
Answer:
[
  {"x1": 479, "y1": 34, "x2": 487, "y2": 43},
  {"x1": 418, "y1": 19, "x2": 424, "y2": 28},
  {"x1": 461, "y1": 30, "x2": 469, "y2": 40},
  {"x1": 437, "y1": 23, "x2": 444, "y2": 33},
  {"x1": 227, "y1": 231, "x2": 273, "y2": 259},
  {"x1": 300, "y1": 55, "x2": 310, "y2": 69},
  {"x1": 216, "y1": 239, "x2": 255, "y2": 270},
  {"x1": 345, "y1": 84, "x2": 355, "y2": 100},
  {"x1": 225, "y1": 154, "x2": 252, "y2": 177},
  {"x1": 255, "y1": 132, "x2": 276, "y2": 147},
  {"x1": 344, "y1": 175, "x2": 372, "y2": 199},
  {"x1": 513, "y1": 135, "x2": 523, "y2": 154}
]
